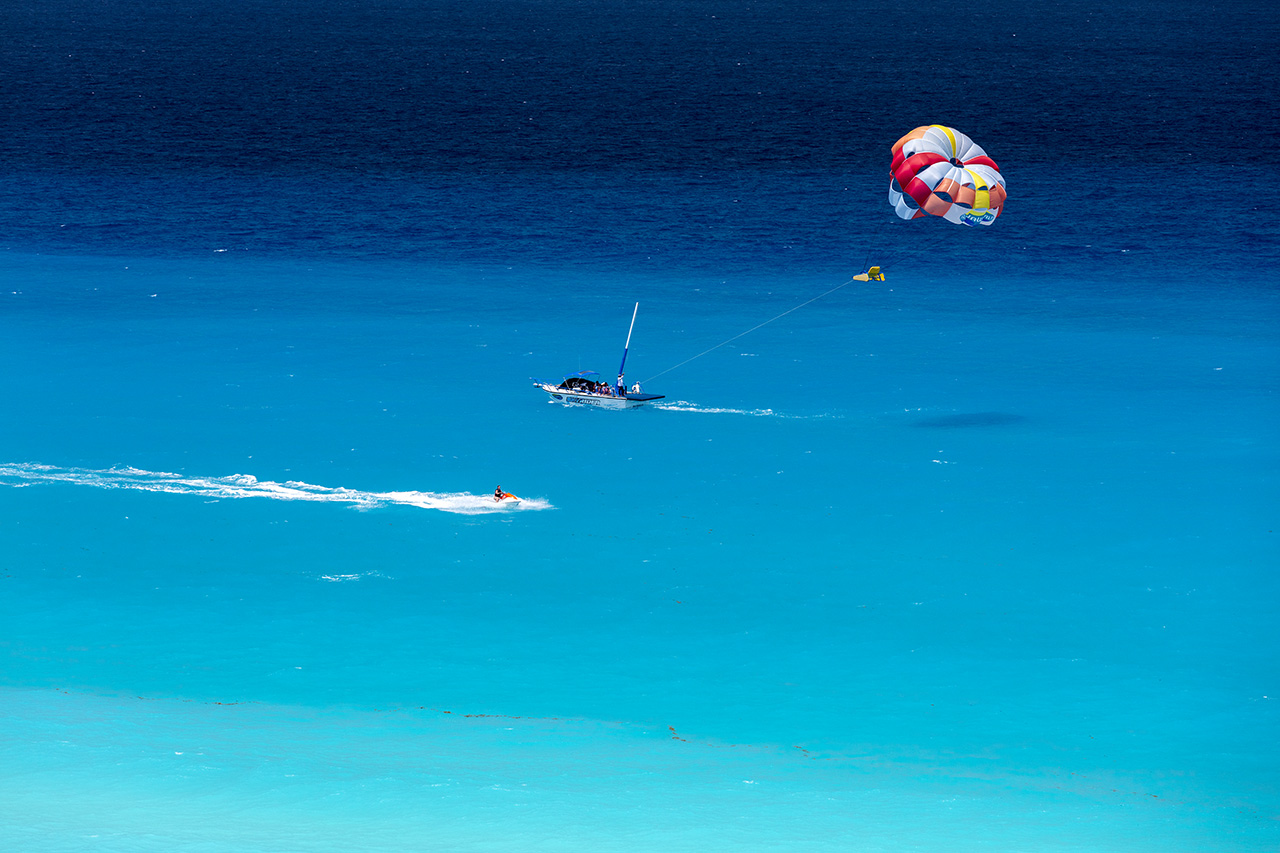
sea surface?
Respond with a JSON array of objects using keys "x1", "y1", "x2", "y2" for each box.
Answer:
[{"x1": 1, "y1": 1, "x2": 1278, "y2": 850}]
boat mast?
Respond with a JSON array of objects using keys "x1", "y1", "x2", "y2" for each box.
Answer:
[{"x1": 617, "y1": 302, "x2": 639, "y2": 390}]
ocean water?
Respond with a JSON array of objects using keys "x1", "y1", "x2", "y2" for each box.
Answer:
[{"x1": 2, "y1": 1, "x2": 1278, "y2": 850}]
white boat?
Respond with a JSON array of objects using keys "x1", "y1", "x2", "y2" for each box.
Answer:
[
  {"x1": 535, "y1": 304, "x2": 665, "y2": 409},
  {"x1": 535, "y1": 370, "x2": 664, "y2": 408}
]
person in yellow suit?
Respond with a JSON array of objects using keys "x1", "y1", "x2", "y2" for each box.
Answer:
[{"x1": 852, "y1": 266, "x2": 884, "y2": 282}]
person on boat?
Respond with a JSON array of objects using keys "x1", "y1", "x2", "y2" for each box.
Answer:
[
  {"x1": 630, "y1": 382, "x2": 642, "y2": 394},
  {"x1": 494, "y1": 485, "x2": 505, "y2": 501}
]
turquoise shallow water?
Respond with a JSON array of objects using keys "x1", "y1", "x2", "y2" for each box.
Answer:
[
  {"x1": 1, "y1": 241, "x2": 1276, "y2": 849},
  {"x1": 0, "y1": 685, "x2": 1257, "y2": 853}
]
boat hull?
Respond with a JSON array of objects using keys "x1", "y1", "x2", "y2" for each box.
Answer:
[{"x1": 536, "y1": 384, "x2": 664, "y2": 409}]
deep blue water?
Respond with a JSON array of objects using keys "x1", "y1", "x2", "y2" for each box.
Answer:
[{"x1": 1, "y1": 1, "x2": 1278, "y2": 850}]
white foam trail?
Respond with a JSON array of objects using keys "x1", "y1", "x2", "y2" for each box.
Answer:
[
  {"x1": 0, "y1": 462, "x2": 552, "y2": 516},
  {"x1": 653, "y1": 400, "x2": 842, "y2": 419},
  {"x1": 655, "y1": 400, "x2": 780, "y2": 416},
  {"x1": 318, "y1": 571, "x2": 387, "y2": 582}
]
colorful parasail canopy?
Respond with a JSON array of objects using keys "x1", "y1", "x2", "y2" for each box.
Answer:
[{"x1": 889, "y1": 125, "x2": 1006, "y2": 227}]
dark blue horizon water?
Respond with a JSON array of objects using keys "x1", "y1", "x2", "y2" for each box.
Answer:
[
  {"x1": 2, "y1": 1, "x2": 1278, "y2": 851},
  {"x1": 4, "y1": 0, "x2": 1280, "y2": 270},
  {"x1": 3, "y1": 0, "x2": 1278, "y2": 286},
  {"x1": 4, "y1": 0, "x2": 1277, "y2": 173}
]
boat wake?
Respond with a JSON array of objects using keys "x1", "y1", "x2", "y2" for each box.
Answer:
[
  {"x1": 653, "y1": 400, "x2": 841, "y2": 419},
  {"x1": 0, "y1": 462, "x2": 552, "y2": 516}
]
